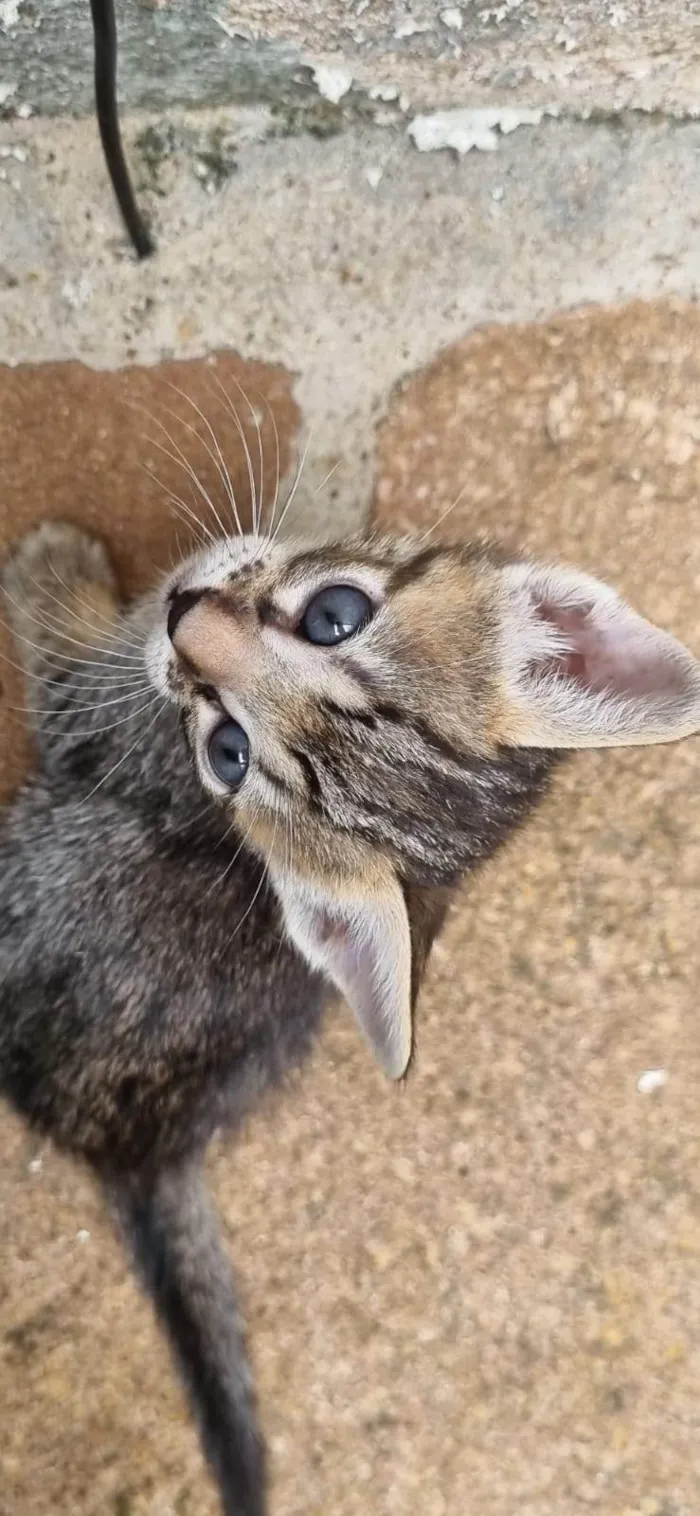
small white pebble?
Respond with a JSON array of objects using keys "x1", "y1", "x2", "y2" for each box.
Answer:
[
  {"x1": 366, "y1": 165, "x2": 383, "y2": 189},
  {"x1": 76, "y1": 1229, "x2": 91, "y2": 1243},
  {"x1": 28, "y1": 1156, "x2": 43, "y2": 1174},
  {"x1": 637, "y1": 1068, "x2": 668, "y2": 1095},
  {"x1": 491, "y1": 183, "x2": 505, "y2": 201},
  {"x1": 441, "y1": 6, "x2": 463, "y2": 28}
]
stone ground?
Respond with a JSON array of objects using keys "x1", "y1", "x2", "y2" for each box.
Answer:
[{"x1": 1, "y1": 299, "x2": 700, "y2": 1516}]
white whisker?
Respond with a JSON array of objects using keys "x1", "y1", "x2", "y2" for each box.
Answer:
[
  {"x1": 266, "y1": 398, "x2": 281, "y2": 541},
  {"x1": 223, "y1": 812, "x2": 277, "y2": 949},
  {"x1": 266, "y1": 431, "x2": 312, "y2": 552},
  {"x1": 161, "y1": 387, "x2": 244, "y2": 540},
  {"x1": 141, "y1": 465, "x2": 216, "y2": 549},
  {"x1": 0, "y1": 645, "x2": 150, "y2": 689},
  {"x1": 204, "y1": 813, "x2": 256, "y2": 900},
  {"x1": 15, "y1": 685, "x2": 153, "y2": 716},
  {"x1": 413, "y1": 486, "x2": 468, "y2": 548},
  {"x1": 20, "y1": 693, "x2": 161, "y2": 741},
  {"x1": 42, "y1": 566, "x2": 144, "y2": 652},
  {"x1": 75, "y1": 699, "x2": 167, "y2": 806},
  {"x1": 0, "y1": 616, "x2": 146, "y2": 672},
  {"x1": 5, "y1": 589, "x2": 138, "y2": 665},
  {"x1": 314, "y1": 459, "x2": 341, "y2": 497},
  {"x1": 210, "y1": 375, "x2": 260, "y2": 537},
  {"x1": 148, "y1": 432, "x2": 230, "y2": 544},
  {"x1": 137, "y1": 394, "x2": 231, "y2": 545}
]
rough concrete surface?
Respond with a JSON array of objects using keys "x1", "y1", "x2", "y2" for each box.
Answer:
[
  {"x1": 5, "y1": 108, "x2": 700, "y2": 542},
  {"x1": 3, "y1": 0, "x2": 700, "y2": 118},
  {"x1": 1, "y1": 299, "x2": 700, "y2": 1516}
]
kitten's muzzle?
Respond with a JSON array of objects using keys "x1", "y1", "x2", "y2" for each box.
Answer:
[{"x1": 168, "y1": 591, "x2": 253, "y2": 694}]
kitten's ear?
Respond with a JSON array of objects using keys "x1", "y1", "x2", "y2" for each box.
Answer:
[
  {"x1": 497, "y1": 561, "x2": 700, "y2": 749},
  {"x1": 272, "y1": 871, "x2": 412, "y2": 1079}
]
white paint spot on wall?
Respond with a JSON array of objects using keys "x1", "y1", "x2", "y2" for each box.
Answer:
[
  {"x1": 0, "y1": 80, "x2": 17, "y2": 105},
  {"x1": 0, "y1": 0, "x2": 22, "y2": 32},
  {"x1": 394, "y1": 17, "x2": 432, "y2": 38},
  {"x1": 441, "y1": 7, "x2": 464, "y2": 30},
  {"x1": 408, "y1": 105, "x2": 556, "y2": 155},
  {"x1": 366, "y1": 165, "x2": 383, "y2": 189},
  {"x1": 312, "y1": 64, "x2": 353, "y2": 104}
]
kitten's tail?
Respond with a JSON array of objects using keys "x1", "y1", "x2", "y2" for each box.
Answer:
[{"x1": 107, "y1": 1161, "x2": 266, "y2": 1516}]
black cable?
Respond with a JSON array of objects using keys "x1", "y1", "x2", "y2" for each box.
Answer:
[{"x1": 89, "y1": 0, "x2": 155, "y2": 258}]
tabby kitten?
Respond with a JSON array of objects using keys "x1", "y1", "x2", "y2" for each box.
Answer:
[{"x1": 1, "y1": 518, "x2": 698, "y2": 1516}]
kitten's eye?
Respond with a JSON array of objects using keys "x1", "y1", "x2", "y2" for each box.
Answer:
[
  {"x1": 299, "y1": 585, "x2": 372, "y2": 646},
  {"x1": 207, "y1": 720, "x2": 250, "y2": 789}
]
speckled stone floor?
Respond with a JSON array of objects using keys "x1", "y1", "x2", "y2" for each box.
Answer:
[{"x1": 1, "y1": 300, "x2": 699, "y2": 1516}]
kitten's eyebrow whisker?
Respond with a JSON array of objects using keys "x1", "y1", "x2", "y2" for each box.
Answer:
[
  {"x1": 128, "y1": 394, "x2": 229, "y2": 543},
  {"x1": 228, "y1": 377, "x2": 265, "y2": 541},
  {"x1": 266, "y1": 399, "x2": 281, "y2": 543},
  {"x1": 160, "y1": 387, "x2": 244, "y2": 540},
  {"x1": 146, "y1": 429, "x2": 230, "y2": 546},
  {"x1": 253, "y1": 388, "x2": 281, "y2": 552},
  {"x1": 223, "y1": 373, "x2": 265, "y2": 539},
  {"x1": 141, "y1": 465, "x2": 216, "y2": 548},
  {"x1": 412, "y1": 486, "x2": 469, "y2": 548},
  {"x1": 209, "y1": 375, "x2": 260, "y2": 539},
  {"x1": 266, "y1": 431, "x2": 312, "y2": 553},
  {"x1": 313, "y1": 459, "x2": 341, "y2": 497}
]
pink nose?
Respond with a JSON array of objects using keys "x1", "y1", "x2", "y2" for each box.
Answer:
[{"x1": 170, "y1": 596, "x2": 251, "y2": 689}]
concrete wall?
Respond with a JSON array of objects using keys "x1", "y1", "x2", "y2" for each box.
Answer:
[
  {"x1": 2, "y1": 0, "x2": 700, "y2": 524},
  {"x1": 2, "y1": 0, "x2": 700, "y2": 118}
]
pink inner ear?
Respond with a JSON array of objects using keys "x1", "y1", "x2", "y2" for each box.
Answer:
[{"x1": 535, "y1": 599, "x2": 690, "y2": 699}]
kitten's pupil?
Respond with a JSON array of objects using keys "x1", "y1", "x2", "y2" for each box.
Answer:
[
  {"x1": 300, "y1": 585, "x2": 372, "y2": 646},
  {"x1": 208, "y1": 720, "x2": 250, "y2": 789}
]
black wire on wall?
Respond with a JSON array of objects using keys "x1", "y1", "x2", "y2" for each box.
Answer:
[{"x1": 90, "y1": 0, "x2": 155, "y2": 258}]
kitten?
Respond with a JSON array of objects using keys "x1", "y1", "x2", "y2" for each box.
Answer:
[{"x1": 1, "y1": 518, "x2": 699, "y2": 1516}]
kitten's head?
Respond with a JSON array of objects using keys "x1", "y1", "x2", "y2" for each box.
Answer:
[{"x1": 146, "y1": 532, "x2": 700, "y2": 1078}]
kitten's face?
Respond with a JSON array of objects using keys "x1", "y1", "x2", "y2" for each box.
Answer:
[
  {"x1": 146, "y1": 530, "x2": 700, "y2": 893},
  {"x1": 145, "y1": 528, "x2": 700, "y2": 1079},
  {"x1": 146, "y1": 533, "x2": 539, "y2": 890}
]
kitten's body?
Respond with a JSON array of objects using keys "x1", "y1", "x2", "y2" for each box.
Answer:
[
  {"x1": 1, "y1": 520, "x2": 698, "y2": 1516},
  {"x1": 1, "y1": 698, "x2": 324, "y2": 1169}
]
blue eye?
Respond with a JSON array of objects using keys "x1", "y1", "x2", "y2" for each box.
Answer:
[
  {"x1": 207, "y1": 720, "x2": 249, "y2": 789},
  {"x1": 299, "y1": 585, "x2": 372, "y2": 646}
]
